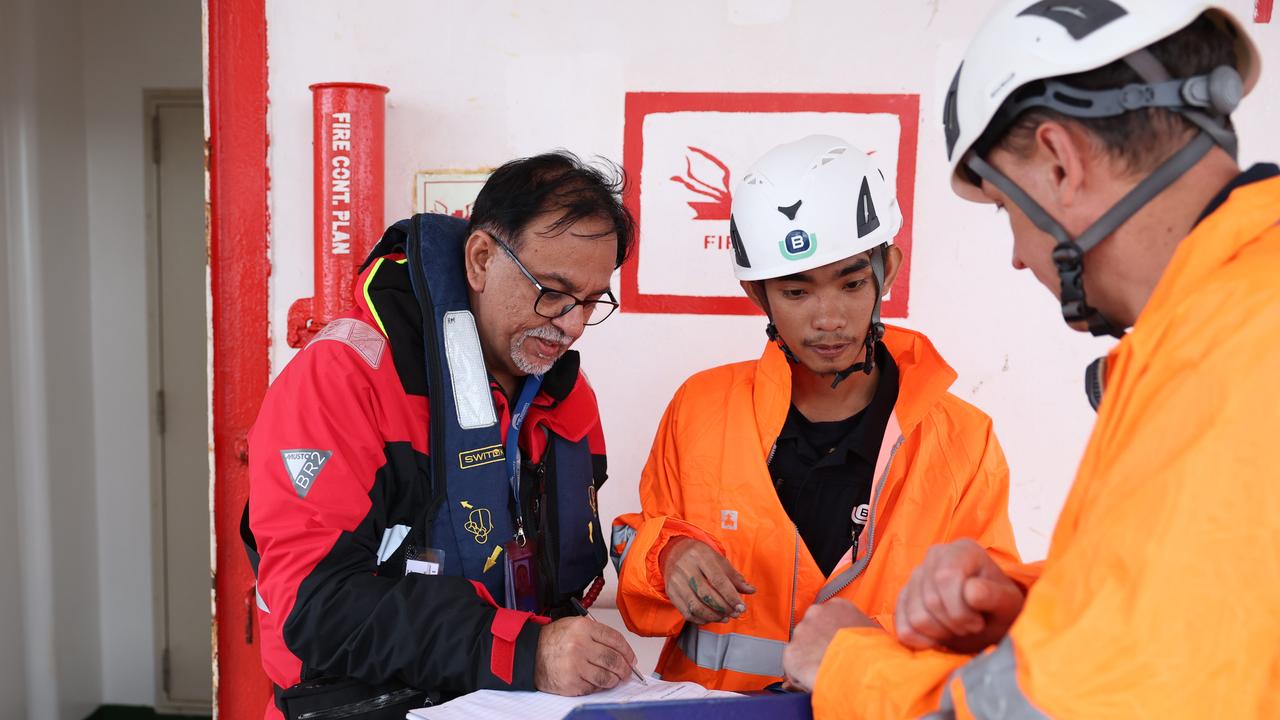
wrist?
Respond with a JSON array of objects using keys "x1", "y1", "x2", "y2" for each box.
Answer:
[{"x1": 659, "y1": 535, "x2": 693, "y2": 573}]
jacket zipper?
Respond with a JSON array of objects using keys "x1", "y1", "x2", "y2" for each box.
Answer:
[
  {"x1": 296, "y1": 688, "x2": 424, "y2": 720},
  {"x1": 407, "y1": 236, "x2": 449, "y2": 543},
  {"x1": 788, "y1": 524, "x2": 800, "y2": 639},
  {"x1": 768, "y1": 441, "x2": 801, "y2": 639},
  {"x1": 818, "y1": 435, "x2": 905, "y2": 601}
]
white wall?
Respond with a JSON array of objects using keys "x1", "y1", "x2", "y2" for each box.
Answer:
[
  {"x1": 262, "y1": 1, "x2": 1279, "y2": 607},
  {"x1": 82, "y1": 0, "x2": 203, "y2": 705},
  {"x1": 0, "y1": 0, "x2": 103, "y2": 716}
]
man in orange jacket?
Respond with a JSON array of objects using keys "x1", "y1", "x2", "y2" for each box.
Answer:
[
  {"x1": 783, "y1": 2, "x2": 1280, "y2": 717},
  {"x1": 610, "y1": 135, "x2": 1021, "y2": 691}
]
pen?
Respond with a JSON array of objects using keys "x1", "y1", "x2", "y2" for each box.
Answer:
[{"x1": 569, "y1": 597, "x2": 648, "y2": 685}]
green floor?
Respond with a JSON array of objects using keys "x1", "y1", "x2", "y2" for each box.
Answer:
[{"x1": 85, "y1": 706, "x2": 211, "y2": 720}]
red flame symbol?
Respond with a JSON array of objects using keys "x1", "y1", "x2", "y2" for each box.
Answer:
[
  {"x1": 432, "y1": 200, "x2": 474, "y2": 220},
  {"x1": 670, "y1": 146, "x2": 732, "y2": 220}
]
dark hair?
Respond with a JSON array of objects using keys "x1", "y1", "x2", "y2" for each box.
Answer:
[
  {"x1": 998, "y1": 13, "x2": 1238, "y2": 175},
  {"x1": 467, "y1": 151, "x2": 635, "y2": 268}
]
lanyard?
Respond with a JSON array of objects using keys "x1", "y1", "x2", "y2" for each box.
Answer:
[{"x1": 506, "y1": 374, "x2": 543, "y2": 545}]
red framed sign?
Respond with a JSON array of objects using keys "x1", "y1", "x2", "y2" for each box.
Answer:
[{"x1": 621, "y1": 92, "x2": 919, "y2": 316}]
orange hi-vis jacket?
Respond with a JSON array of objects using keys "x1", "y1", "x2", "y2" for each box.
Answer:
[
  {"x1": 811, "y1": 177, "x2": 1280, "y2": 719},
  {"x1": 611, "y1": 326, "x2": 1021, "y2": 690}
]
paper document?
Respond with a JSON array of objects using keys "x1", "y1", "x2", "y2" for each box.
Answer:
[{"x1": 406, "y1": 676, "x2": 740, "y2": 720}]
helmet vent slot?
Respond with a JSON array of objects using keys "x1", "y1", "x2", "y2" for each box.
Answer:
[{"x1": 810, "y1": 146, "x2": 849, "y2": 170}]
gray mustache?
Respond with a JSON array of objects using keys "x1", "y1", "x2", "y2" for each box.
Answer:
[{"x1": 525, "y1": 327, "x2": 571, "y2": 347}]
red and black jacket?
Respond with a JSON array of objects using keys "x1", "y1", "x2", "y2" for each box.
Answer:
[{"x1": 244, "y1": 221, "x2": 608, "y2": 716}]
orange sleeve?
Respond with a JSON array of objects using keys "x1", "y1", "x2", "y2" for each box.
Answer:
[
  {"x1": 611, "y1": 384, "x2": 725, "y2": 638},
  {"x1": 812, "y1": 627, "x2": 968, "y2": 720}
]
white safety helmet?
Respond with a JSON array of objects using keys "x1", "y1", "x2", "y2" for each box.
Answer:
[
  {"x1": 730, "y1": 135, "x2": 903, "y2": 385},
  {"x1": 729, "y1": 135, "x2": 902, "y2": 282},
  {"x1": 942, "y1": 0, "x2": 1260, "y2": 337}
]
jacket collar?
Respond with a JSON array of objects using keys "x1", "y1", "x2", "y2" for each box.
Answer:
[
  {"x1": 1120, "y1": 175, "x2": 1280, "y2": 361},
  {"x1": 350, "y1": 231, "x2": 594, "y2": 440},
  {"x1": 753, "y1": 324, "x2": 959, "y2": 455},
  {"x1": 1194, "y1": 163, "x2": 1280, "y2": 227}
]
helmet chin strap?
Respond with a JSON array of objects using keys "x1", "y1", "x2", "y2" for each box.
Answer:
[
  {"x1": 964, "y1": 49, "x2": 1238, "y2": 339},
  {"x1": 967, "y1": 133, "x2": 1212, "y2": 339},
  {"x1": 829, "y1": 245, "x2": 886, "y2": 389},
  {"x1": 763, "y1": 245, "x2": 888, "y2": 391},
  {"x1": 765, "y1": 321, "x2": 800, "y2": 364}
]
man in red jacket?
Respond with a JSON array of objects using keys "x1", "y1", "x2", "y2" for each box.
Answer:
[{"x1": 245, "y1": 152, "x2": 638, "y2": 719}]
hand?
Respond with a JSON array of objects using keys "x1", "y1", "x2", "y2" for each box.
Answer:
[
  {"x1": 895, "y1": 539, "x2": 1025, "y2": 654},
  {"x1": 783, "y1": 599, "x2": 877, "y2": 692},
  {"x1": 533, "y1": 617, "x2": 639, "y2": 696},
  {"x1": 660, "y1": 536, "x2": 756, "y2": 624}
]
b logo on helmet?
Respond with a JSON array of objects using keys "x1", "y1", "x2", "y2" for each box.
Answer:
[{"x1": 780, "y1": 229, "x2": 817, "y2": 260}]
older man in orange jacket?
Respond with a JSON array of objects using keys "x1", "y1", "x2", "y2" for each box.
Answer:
[
  {"x1": 783, "y1": 2, "x2": 1280, "y2": 717},
  {"x1": 610, "y1": 136, "x2": 1021, "y2": 691}
]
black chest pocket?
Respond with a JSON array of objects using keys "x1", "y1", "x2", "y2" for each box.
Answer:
[
  {"x1": 369, "y1": 441, "x2": 433, "y2": 578},
  {"x1": 538, "y1": 435, "x2": 607, "y2": 603}
]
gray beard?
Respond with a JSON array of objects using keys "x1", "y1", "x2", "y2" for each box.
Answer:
[{"x1": 510, "y1": 325, "x2": 570, "y2": 376}]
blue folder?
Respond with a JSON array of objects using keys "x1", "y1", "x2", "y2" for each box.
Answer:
[{"x1": 563, "y1": 691, "x2": 813, "y2": 720}]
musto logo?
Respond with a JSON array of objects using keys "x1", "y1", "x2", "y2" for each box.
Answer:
[
  {"x1": 459, "y1": 444, "x2": 505, "y2": 470},
  {"x1": 780, "y1": 229, "x2": 817, "y2": 260}
]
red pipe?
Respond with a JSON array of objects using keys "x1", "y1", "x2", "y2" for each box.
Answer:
[
  {"x1": 209, "y1": 0, "x2": 273, "y2": 715},
  {"x1": 288, "y1": 82, "x2": 389, "y2": 347}
]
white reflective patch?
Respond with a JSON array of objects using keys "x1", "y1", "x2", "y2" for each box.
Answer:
[
  {"x1": 377, "y1": 524, "x2": 411, "y2": 565},
  {"x1": 721, "y1": 510, "x2": 739, "y2": 530},
  {"x1": 405, "y1": 558, "x2": 441, "y2": 576},
  {"x1": 676, "y1": 625, "x2": 787, "y2": 677},
  {"x1": 255, "y1": 586, "x2": 270, "y2": 614},
  {"x1": 307, "y1": 317, "x2": 386, "y2": 369},
  {"x1": 610, "y1": 524, "x2": 638, "y2": 572},
  {"x1": 442, "y1": 311, "x2": 497, "y2": 429}
]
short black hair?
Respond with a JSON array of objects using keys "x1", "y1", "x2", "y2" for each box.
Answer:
[
  {"x1": 998, "y1": 13, "x2": 1239, "y2": 175},
  {"x1": 467, "y1": 151, "x2": 635, "y2": 268}
]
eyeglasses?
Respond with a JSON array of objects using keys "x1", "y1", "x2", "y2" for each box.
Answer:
[{"x1": 490, "y1": 234, "x2": 620, "y2": 326}]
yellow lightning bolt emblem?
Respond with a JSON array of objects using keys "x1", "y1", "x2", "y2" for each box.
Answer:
[
  {"x1": 460, "y1": 500, "x2": 474, "y2": 509},
  {"x1": 483, "y1": 545, "x2": 503, "y2": 573}
]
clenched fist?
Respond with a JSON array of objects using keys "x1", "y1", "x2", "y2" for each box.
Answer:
[
  {"x1": 895, "y1": 539, "x2": 1025, "y2": 654},
  {"x1": 783, "y1": 599, "x2": 877, "y2": 692}
]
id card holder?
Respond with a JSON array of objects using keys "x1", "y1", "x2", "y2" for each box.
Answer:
[
  {"x1": 405, "y1": 546, "x2": 446, "y2": 577},
  {"x1": 503, "y1": 538, "x2": 539, "y2": 612}
]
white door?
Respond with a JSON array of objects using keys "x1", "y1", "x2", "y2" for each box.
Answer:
[{"x1": 150, "y1": 96, "x2": 212, "y2": 711}]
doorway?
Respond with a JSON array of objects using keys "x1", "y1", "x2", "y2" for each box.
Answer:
[{"x1": 146, "y1": 90, "x2": 212, "y2": 713}]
